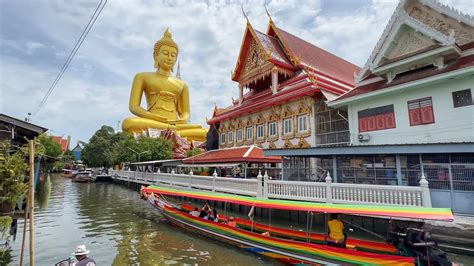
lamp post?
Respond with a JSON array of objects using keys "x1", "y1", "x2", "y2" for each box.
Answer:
[{"x1": 127, "y1": 147, "x2": 150, "y2": 162}]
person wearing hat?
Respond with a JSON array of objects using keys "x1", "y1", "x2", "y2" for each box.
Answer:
[{"x1": 72, "y1": 245, "x2": 96, "y2": 266}]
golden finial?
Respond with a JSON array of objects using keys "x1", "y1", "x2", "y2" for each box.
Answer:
[
  {"x1": 154, "y1": 28, "x2": 179, "y2": 58},
  {"x1": 264, "y1": 0, "x2": 273, "y2": 23},
  {"x1": 241, "y1": 3, "x2": 250, "y2": 24}
]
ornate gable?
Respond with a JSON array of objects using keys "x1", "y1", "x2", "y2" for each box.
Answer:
[
  {"x1": 386, "y1": 26, "x2": 437, "y2": 60},
  {"x1": 267, "y1": 106, "x2": 281, "y2": 121},
  {"x1": 232, "y1": 23, "x2": 271, "y2": 84},
  {"x1": 357, "y1": 0, "x2": 474, "y2": 83}
]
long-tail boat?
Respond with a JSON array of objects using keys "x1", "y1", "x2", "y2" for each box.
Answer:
[{"x1": 141, "y1": 185, "x2": 454, "y2": 265}]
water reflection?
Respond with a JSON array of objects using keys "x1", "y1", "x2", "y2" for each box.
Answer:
[
  {"x1": 10, "y1": 175, "x2": 280, "y2": 265},
  {"x1": 37, "y1": 174, "x2": 51, "y2": 209}
]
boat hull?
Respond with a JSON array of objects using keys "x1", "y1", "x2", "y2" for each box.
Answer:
[{"x1": 147, "y1": 196, "x2": 414, "y2": 266}]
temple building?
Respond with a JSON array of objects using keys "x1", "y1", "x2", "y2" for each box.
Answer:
[
  {"x1": 52, "y1": 135, "x2": 70, "y2": 153},
  {"x1": 265, "y1": 0, "x2": 474, "y2": 214},
  {"x1": 207, "y1": 19, "x2": 360, "y2": 151}
]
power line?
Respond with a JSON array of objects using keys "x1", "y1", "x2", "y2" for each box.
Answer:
[{"x1": 32, "y1": 0, "x2": 107, "y2": 118}]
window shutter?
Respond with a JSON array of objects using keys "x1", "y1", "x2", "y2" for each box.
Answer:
[
  {"x1": 359, "y1": 117, "x2": 368, "y2": 132},
  {"x1": 376, "y1": 114, "x2": 386, "y2": 130},
  {"x1": 385, "y1": 113, "x2": 396, "y2": 128},
  {"x1": 367, "y1": 116, "x2": 377, "y2": 131},
  {"x1": 420, "y1": 98, "x2": 434, "y2": 124},
  {"x1": 409, "y1": 109, "x2": 421, "y2": 126},
  {"x1": 421, "y1": 106, "x2": 434, "y2": 124}
]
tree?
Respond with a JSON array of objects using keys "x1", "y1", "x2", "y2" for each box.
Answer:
[
  {"x1": 133, "y1": 136, "x2": 172, "y2": 162},
  {"x1": 81, "y1": 126, "x2": 115, "y2": 167},
  {"x1": 37, "y1": 134, "x2": 62, "y2": 158},
  {"x1": 186, "y1": 148, "x2": 202, "y2": 158},
  {"x1": 82, "y1": 126, "x2": 173, "y2": 166}
]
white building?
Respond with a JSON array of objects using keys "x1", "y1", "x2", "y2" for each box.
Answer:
[{"x1": 265, "y1": 0, "x2": 474, "y2": 214}]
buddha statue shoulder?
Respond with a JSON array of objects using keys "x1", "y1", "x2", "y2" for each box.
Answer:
[{"x1": 122, "y1": 29, "x2": 207, "y2": 142}]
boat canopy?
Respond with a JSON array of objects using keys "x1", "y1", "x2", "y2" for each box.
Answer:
[
  {"x1": 177, "y1": 163, "x2": 240, "y2": 168},
  {"x1": 143, "y1": 185, "x2": 454, "y2": 221}
]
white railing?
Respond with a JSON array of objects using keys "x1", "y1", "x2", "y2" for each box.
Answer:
[
  {"x1": 110, "y1": 170, "x2": 432, "y2": 207},
  {"x1": 266, "y1": 180, "x2": 327, "y2": 201}
]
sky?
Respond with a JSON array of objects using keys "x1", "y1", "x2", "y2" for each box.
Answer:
[{"x1": 1, "y1": 0, "x2": 473, "y2": 146}]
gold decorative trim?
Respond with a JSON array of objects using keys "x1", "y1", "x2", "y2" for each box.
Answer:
[
  {"x1": 268, "y1": 141, "x2": 277, "y2": 149},
  {"x1": 267, "y1": 106, "x2": 281, "y2": 121},
  {"x1": 296, "y1": 138, "x2": 310, "y2": 148},
  {"x1": 281, "y1": 105, "x2": 295, "y2": 119},
  {"x1": 283, "y1": 139, "x2": 294, "y2": 149},
  {"x1": 245, "y1": 117, "x2": 254, "y2": 127},
  {"x1": 296, "y1": 99, "x2": 311, "y2": 115}
]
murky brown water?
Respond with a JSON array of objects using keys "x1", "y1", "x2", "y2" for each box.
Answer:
[{"x1": 7, "y1": 174, "x2": 473, "y2": 265}]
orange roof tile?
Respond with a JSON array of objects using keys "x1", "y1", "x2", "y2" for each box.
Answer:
[{"x1": 182, "y1": 146, "x2": 281, "y2": 164}]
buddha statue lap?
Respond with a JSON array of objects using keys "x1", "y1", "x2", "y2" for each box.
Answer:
[{"x1": 122, "y1": 29, "x2": 207, "y2": 142}]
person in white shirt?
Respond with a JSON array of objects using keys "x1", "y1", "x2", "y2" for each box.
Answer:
[{"x1": 189, "y1": 207, "x2": 200, "y2": 217}]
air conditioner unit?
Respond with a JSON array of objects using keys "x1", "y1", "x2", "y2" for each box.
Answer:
[{"x1": 358, "y1": 133, "x2": 370, "y2": 142}]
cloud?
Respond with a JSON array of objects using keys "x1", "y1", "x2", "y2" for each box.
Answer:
[{"x1": 0, "y1": 0, "x2": 472, "y2": 145}]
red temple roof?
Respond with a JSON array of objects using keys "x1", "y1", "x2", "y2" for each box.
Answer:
[
  {"x1": 275, "y1": 27, "x2": 360, "y2": 86},
  {"x1": 182, "y1": 146, "x2": 281, "y2": 164},
  {"x1": 210, "y1": 21, "x2": 360, "y2": 124},
  {"x1": 51, "y1": 136, "x2": 69, "y2": 152}
]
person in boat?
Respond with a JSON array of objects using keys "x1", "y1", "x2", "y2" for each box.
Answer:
[
  {"x1": 227, "y1": 216, "x2": 237, "y2": 228},
  {"x1": 327, "y1": 213, "x2": 347, "y2": 248},
  {"x1": 189, "y1": 207, "x2": 200, "y2": 217},
  {"x1": 199, "y1": 203, "x2": 211, "y2": 218},
  {"x1": 205, "y1": 209, "x2": 218, "y2": 222},
  {"x1": 72, "y1": 245, "x2": 96, "y2": 266}
]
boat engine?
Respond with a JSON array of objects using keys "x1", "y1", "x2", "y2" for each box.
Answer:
[{"x1": 389, "y1": 227, "x2": 452, "y2": 266}]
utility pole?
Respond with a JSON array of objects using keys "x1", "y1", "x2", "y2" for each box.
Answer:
[{"x1": 28, "y1": 140, "x2": 35, "y2": 266}]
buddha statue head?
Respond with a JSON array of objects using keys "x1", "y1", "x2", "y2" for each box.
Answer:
[{"x1": 153, "y1": 28, "x2": 179, "y2": 71}]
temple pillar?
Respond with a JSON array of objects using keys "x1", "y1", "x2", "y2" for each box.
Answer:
[
  {"x1": 271, "y1": 67, "x2": 278, "y2": 94},
  {"x1": 239, "y1": 84, "x2": 243, "y2": 104}
]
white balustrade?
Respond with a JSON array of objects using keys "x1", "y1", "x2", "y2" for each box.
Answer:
[
  {"x1": 110, "y1": 169, "x2": 431, "y2": 207},
  {"x1": 266, "y1": 180, "x2": 327, "y2": 202},
  {"x1": 330, "y1": 183, "x2": 423, "y2": 206},
  {"x1": 190, "y1": 175, "x2": 214, "y2": 190},
  {"x1": 214, "y1": 177, "x2": 258, "y2": 196}
]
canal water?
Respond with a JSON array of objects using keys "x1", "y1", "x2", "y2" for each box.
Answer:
[
  {"x1": 8, "y1": 174, "x2": 281, "y2": 265},
  {"x1": 7, "y1": 174, "x2": 473, "y2": 265}
]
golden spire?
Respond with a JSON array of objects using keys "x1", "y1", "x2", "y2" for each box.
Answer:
[
  {"x1": 241, "y1": 3, "x2": 250, "y2": 24},
  {"x1": 154, "y1": 28, "x2": 179, "y2": 58},
  {"x1": 264, "y1": 0, "x2": 273, "y2": 23}
]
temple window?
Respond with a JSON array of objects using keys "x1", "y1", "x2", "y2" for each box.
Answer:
[
  {"x1": 268, "y1": 121, "x2": 277, "y2": 137},
  {"x1": 228, "y1": 131, "x2": 234, "y2": 143},
  {"x1": 358, "y1": 105, "x2": 396, "y2": 132},
  {"x1": 297, "y1": 115, "x2": 308, "y2": 133},
  {"x1": 236, "y1": 129, "x2": 243, "y2": 142},
  {"x1": 246, "y1": 126, "x2": 254, "y2": 140},
  {"x1": 220, "y1": 132, "x2": 226, "y2": 145},
  {"x1": 283, "y1": 118, "x2": 293, "y2": 135},
  {"x1": 256, "y1": 124, "x2": 264, "y2": 139},
  {"x1": 452, "y1": 89, "x2": 472, "y2": 108},
  {"x1": 408, "y1": 97, "x2": 435, "y2": 126}
]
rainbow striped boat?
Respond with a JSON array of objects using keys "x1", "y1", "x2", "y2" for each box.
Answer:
[{"x1": 142, "y1": 185, "x2": 454, "y2": 265}]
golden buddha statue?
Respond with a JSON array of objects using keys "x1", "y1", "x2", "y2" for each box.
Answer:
[{"x1": 122, "y1": 29, "x2": 207, "y2": 142}]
